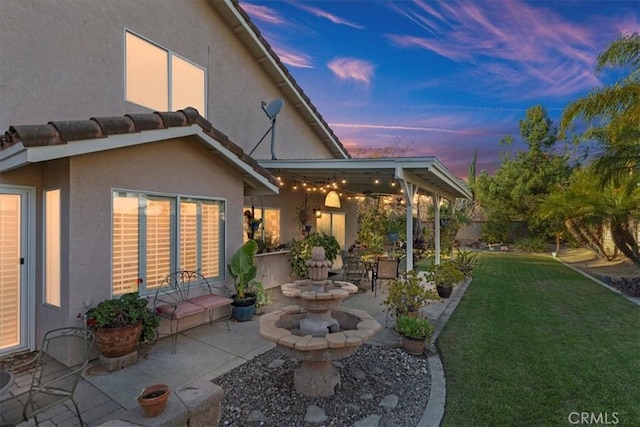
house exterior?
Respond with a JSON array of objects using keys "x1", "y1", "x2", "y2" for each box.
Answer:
[{"x1": 0, "y1": 0, "x2": 470, "y2": 358}]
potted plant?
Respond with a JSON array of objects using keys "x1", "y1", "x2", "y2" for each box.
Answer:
[
  {"x1": 383, "y1": 270, "x2": 438, "y2": 317},
  {"x1": 287, "y1": 232, "x2": 340, "y2": 278},
  {"x1": 395, "y1": 314, "x2": 434, "y2": 355},
  {"x1": 85, "y1": 291, "x2": 160, "y2": 358},
  {"x1": 227, "y1": 240, "x2": 263, "y2": 321},
  {"x1": 428, "y1": 261, "x2": 465, "y2": 298},
  {"x1": 386, "y1": 213, "x2": 405, "y2": 243}
]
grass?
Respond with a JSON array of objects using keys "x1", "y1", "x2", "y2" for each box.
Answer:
[{"x1": 438, "y1": 252, "x2": 640, "y2": 427}]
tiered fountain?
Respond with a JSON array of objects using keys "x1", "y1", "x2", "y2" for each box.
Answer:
[{"x1": 259, "y1": 247, "x2": 381, "y2": 396}]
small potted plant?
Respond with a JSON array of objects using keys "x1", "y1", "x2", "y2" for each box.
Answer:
[
  {"x1": 227, "y1": 240, "x2": 263, "y2": 321},
  {"x1": 383, "y1": 270, "x2": 439, "y2": 317},
  {"x1": 85, "y1": 291, "x2": 160, "y2": 358},
  {"x1": 428, "y1": 261, "x2": 465, "y2": 298},
  {"x1": 395, "y1": 314, "x2": 434, "y2": 355}
]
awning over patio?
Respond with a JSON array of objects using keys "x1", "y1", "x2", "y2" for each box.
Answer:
[{"x1": 260, "y1": 157, "x2": 472, "y2": 269}]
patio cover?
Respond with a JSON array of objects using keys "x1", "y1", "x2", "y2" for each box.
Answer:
[{"x1": 260, "y1": 157, "x2": 472, "y2": 269}]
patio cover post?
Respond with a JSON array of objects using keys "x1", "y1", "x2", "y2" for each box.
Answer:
[
  {"x1": 433, "y1": 193, "x2": 441, "y2": 265},
  {"x1": 398, "y1": 177, "x2": 419, "y2": 271}
]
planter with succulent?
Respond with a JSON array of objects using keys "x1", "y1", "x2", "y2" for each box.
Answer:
[
  {"x1": 395, "y1": 314, "x2": 434, "y2": 355},
  {"x1": 227, "y1": 239, "x2": 263, "y2": 321},
  {"x1": 383, "y1": 270, "x2": 439, "y2": 318},
  {"x1": 427, "y1": 261, "x2": 465, "y2": 298},
  {"x1": 85, "y1": 291, "x2": 160, "y2": 358}
]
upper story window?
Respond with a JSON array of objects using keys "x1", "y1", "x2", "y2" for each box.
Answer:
[{"x1": 125, "y1": 31, "x2": 206, "y2": 115}]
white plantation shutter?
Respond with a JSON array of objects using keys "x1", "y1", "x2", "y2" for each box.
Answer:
[
  {"x1": 0, "y1": 194, "x2": 20, "y2": 348},
  {"x1": 112, "y1": 195, "x2": 139, "y2": 295},
  {"x1": 146, "y1": 198, "x2": 172, "y2": 289},
  {"x1": 201, "y1": 202, "x2": 220, "y2": 277},
  {"x1": 112, "y1": 192, "x2": 224, "y2": 295},
  {"x1": 180, "y1": 201, "x2": 198, "y2": 271}
]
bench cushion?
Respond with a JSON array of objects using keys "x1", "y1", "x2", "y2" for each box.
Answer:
[
  {"x1": 156, "y1": 301, "x2": 205, "y2": 319},
  {"x1": 190, "y1": 294, "x2": 233, "y2": 310}
]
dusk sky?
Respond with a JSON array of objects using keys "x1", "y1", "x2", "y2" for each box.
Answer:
[{"x1": 240, "y1": 0, "x2": 639, "y2": 178}]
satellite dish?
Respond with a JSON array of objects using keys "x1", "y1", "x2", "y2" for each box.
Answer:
[{"x1": 262, "y1": 98, "x2": 284, "y2": 120}]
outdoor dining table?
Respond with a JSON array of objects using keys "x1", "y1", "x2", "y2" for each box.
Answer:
[{"x1": 0, "y1": 369, "x2": 15, "y2": 395}]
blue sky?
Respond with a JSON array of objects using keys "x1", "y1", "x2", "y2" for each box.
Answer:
[{"x1": 240, "y1": 0, "x2": 639, "y2": 178}]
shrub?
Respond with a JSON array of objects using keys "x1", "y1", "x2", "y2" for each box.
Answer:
[
  {"x1": 451, "y1": 249, "x2": 478, "y2": 276},
  {"x1": 384, "y1": 270, "x2": 439, "y2": 315},
  {"x1": 515, "y1": 237, "x2": 548, "y2": 253}
]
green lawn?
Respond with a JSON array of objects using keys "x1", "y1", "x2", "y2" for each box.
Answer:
[{"x1": 438, "y1": 252, "x2": 640, "y2": 427}]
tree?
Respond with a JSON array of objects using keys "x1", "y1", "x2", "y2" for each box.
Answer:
[
  {"x1": 561, "y1": 32, "x2": 640, "y2": 186},
  {"x1": 540, "y1": 167, "x2": 640, "y2": 266},
  {"x1": 559, "y1": 33, "x2": 640, "y2": 266},
  {"x1": 475, "y1": 105, "x2": 572, "y2": 241}
]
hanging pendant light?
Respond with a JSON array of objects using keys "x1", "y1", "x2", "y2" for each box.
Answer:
[{"x1": 324, "y1": 190, "x2": 341, "y2": 208}]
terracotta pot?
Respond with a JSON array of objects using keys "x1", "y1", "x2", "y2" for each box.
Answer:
[
  {"x1": 137, "y1": 384, "x2": 170, "y2": 418},
  {"x1": 94, "y1": 323, "x2": 142, "y2": 358},
  {"x1": 402, "y1": 336, "x2": 426, "y2": 355}
]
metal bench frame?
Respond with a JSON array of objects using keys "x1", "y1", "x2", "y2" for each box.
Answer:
[{"x1": 153, "y1": 270, "x2": 233, "y2": 354}]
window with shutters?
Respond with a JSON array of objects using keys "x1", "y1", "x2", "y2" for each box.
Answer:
[{"x1": 112, "y1": 192, "x2": 224, "y2": 296}]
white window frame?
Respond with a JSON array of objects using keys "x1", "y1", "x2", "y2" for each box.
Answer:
[
  {"x1": 124, "y1": 30, "x2": 207, "y2": 115},
  {"x1": 243, "y1": 206, "x2": 281, "y2": 247},
  {"x1": 43, "y1": 188, "x2": 61, "y2": 308},
  {"x1": 111, "y1": 191, "x2": 225, "y2": 296},
  {"x1": 316, "y1": 211, "x2": 346, "y2": 249}
]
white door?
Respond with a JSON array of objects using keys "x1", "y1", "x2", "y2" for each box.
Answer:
[{"x1": 0, "y1": 187, "x2": 33, "y2": 355}]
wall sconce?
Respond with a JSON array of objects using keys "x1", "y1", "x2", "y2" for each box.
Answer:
[{"x1": 313, "y1": 206, "x2": 322, "y2": 218}]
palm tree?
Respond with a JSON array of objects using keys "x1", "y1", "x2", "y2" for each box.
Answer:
[
  {"x1": 561, "y1": 33, "x2": 639, "y2": 184},
  {"x1": 559, "y1": 33, "x2": 640, "y2": 267}
]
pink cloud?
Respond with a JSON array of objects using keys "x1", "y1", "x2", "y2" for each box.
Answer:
[
  {"x1": 327, "y1": 58, "x2": 374, "y2": 85},
  {"x1": 386, "y1": 0, "x2": 630, "y2": 99},
  {"x1": 293, "y1": 3, "x2": 364, "y2": 29},
  {"x1": 241, "y1": 3, "x2": 285, "y2": 25},
  {"x1": 273, "y1": 47, "x2": 314, "y2": 68}
]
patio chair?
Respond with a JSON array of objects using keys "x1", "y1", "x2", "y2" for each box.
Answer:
[
  {"x1": 372, "y1": 257, "x2": 400, "y2": 297},
  {"x1": 0, "y1": 327, "x2": 95, "y2": 427},
  {"x1": 342, "y1": 256, "x2": 367, "y2": 290}
]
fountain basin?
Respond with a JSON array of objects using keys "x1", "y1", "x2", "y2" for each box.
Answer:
[
  {"x1": 259, "y1": 305, "x2": 381, "y2": 396},
  {"x1": 282, "y1": 280, "x2": 358, "y2": 298}
]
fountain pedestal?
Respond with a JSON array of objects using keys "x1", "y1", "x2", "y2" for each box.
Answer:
[{"x1": 295, "y1": 360, "x2": 339, "y2": 397}]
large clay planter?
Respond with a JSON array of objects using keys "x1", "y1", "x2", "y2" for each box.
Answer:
[
  {"x1": 137, "y1": 384, "x2": 170, "y2": 418},
  {"x1": 94, "y1": 323, "x2": 142, "y2": 358},
  {"x1": 402, "y1": 336, "x2": 426, "y2": 355}
]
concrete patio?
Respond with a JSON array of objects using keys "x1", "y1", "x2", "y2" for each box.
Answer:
[{"x1": 2, "y1": 273, "x2": 468, "y2": 426}]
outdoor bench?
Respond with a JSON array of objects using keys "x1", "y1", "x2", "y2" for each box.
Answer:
[{"x1": 153, "y1": 270, "x2": 233, "y2": 353}]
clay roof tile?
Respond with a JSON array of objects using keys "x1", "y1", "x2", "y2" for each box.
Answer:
[
  {"x1": 48, "y1": 120, "x2": 104, "y2": 142},
  {"x1": 7, "y1": 124, "x2": 64, "y2": 147},
  {"x1": 90, "y1": 116, "x2": 136, "y2": 136},
  {"x1": 125, "y1": 113, "x2": 165, "y2": 131}
]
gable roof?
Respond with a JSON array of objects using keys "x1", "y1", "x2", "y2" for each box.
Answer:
[
  {"x1": 210, "y1": 0, "x2": 350, "y2": 160},
  {"x1": 0, "y1": 107, "x2": 280, "y2": 196}
]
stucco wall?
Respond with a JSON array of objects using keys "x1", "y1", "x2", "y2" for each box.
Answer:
[
  {"x1": 66, "y1": 136, "x2": 243, "y2": 325},
  {"x1": 1, "y1": 0, "x2": 333, "y2": 160}
]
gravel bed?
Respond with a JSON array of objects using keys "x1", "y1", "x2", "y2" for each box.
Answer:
[{"x1": 215, "y1": 344, "x2": 431, "y2": 426}]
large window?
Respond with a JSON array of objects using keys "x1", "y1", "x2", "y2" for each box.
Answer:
[
  {"x1": 316, "y1": 211, "x2": 346, "y2": 249},
  {"x1": 44, "y1": 189, "x2": 61, "y2": 307},
  {"x1": 112, "y1": 192, "x2": 224, "y2": 295},
  {"x1": 125, "y1": 31, "x2": 206, "y2": 115},
  {"x1": 243, "y1": 207, "x2": 280, "y2": 248}
]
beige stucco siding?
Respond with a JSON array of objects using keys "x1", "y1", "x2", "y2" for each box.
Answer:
[
  {"x1": 1, "y1": 0, "x2": 334, "y2": 160},
  {"x1": 65, "y1": 137, "x2": 243, "y2": 324}
]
